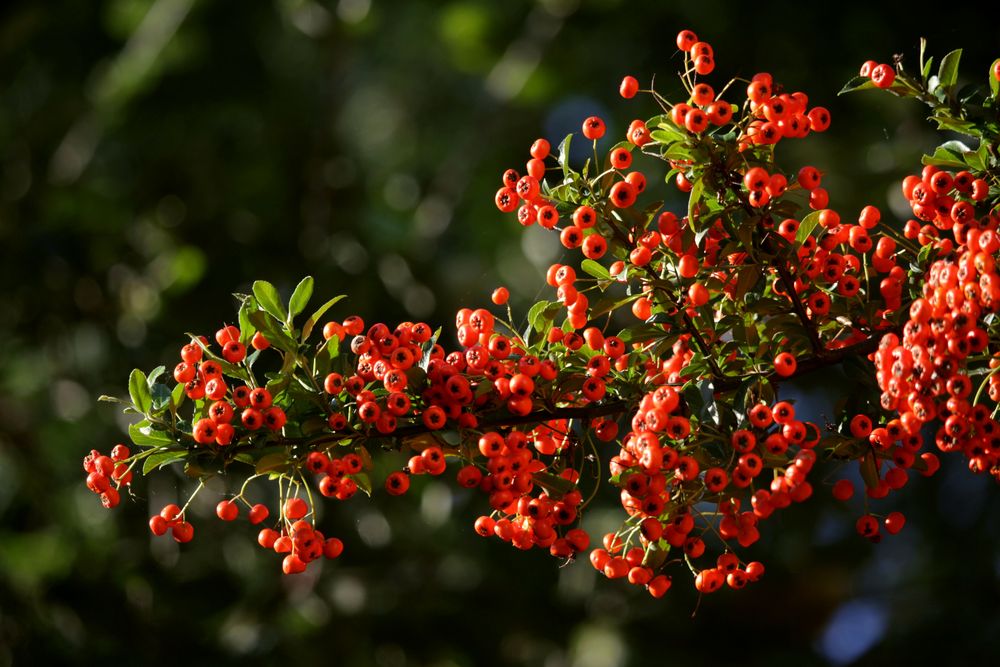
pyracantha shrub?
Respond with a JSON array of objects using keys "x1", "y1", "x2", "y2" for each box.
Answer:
[{"x1": 88, "y1": 32, "x2": 1000, "y2": 599}]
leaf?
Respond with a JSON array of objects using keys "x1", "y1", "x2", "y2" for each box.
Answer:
[
  {"x1": 351, "y1": 472, "x2": 373, "y2": 497},
  {"x1": 142, "y1": 449, "x2": 187, "y2": 474},
  {"x1": 531, "y1": 471, "x2": 577, "y2": 497},
  {"x1": 171, "y1": 382, "x2": 186, "y2": 414},
  {"x1": 929, "y1": 115, "x2": 978, "y2": 136},
  {"x1": 527, "y1": 300, "x2": 559, "y2": 337},
  {"x1": 301, "y1": 294, "x2": 347, "y2": 342},
  {"x1": 237, "y1": 296, "x2": 258, "y2": 346},
  {"x1": 838, "y1": 75, "x2": 876, "y2": 96},
  {"x1": 287, "y1": 276, "x2": 314, "y2": 322},
  {"x1": 686, "y1": 174, "x2": 704, "y2": 226},
  {"x1": 922, "y1": 144, "x2": 967, "y2": 168},
  {"x1": 617, "y1": 324, "x2": 665, "y2": 344},
  {"x1": 248, "y1": 311, "x2": 298, "y2": 353},
  {"x1": 733, "y1": 266, "x2": 760, "y2": 301},
  {"x1": 580, "y1": 259, "x2": 611, "y2": 280},
  {"x1": 128, "y1": 421, "x2": 173, "y2": 447},
  {"x1": 419, "y1": 327, "x2": 442, "y2": 371},
  {"x1": 795, "y1": 210, "x2": 823, "y2": 244},
  {"x1": 128, "y1": 369, "x2": 151, "y2": 414},
  {"x1": 253, "y1": 280, "x2": 287, "y2": 322},
  {"x1": 255, "y1": 452, "x2": 290, "y2": 474},
  {"x1": 860, "y1": 451, "x2": 880, "y2": 490},
  {"x1": 557, "y1": 133, "x2": 573, "y2": 181},
  {"x1": 937, "y1": 48, "x2": 962, "y2": 91},
  {"x1": 146, "y1": 365, "x2": 166, "y2": 387},
  {"x1": 151, "y1": 383, "x2": 172, "y2": 411}
]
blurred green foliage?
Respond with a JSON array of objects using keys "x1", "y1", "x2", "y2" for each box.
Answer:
[{"x1": 1, "y1": 1, "x2": 999, "y2": 665}]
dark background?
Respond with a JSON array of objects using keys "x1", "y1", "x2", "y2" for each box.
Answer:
[{"x1": 2, "y1": 1, "x2": 999, "y2": 665}]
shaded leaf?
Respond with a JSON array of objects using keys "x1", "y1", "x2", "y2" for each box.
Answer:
[
  {"x1": 937, "y1": 49, "x2": 962, "y2": 90},
  {"x1": 302, "y1": 294, "x2": 346, "y2": 342},
  {"x1": 838, "y1": 75, "x2": 876, "y2": 96},
  {"x1": 255, "y1": 452, "x2": 290, "y2": 474}
]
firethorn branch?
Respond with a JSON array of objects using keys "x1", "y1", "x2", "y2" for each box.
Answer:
[{"x1": 84, "y1": 31, "x2": 1000, "y2": 598}]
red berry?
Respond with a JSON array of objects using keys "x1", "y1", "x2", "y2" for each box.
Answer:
[
  {"x1": 216, "y1": 499, "x2": 238, "y2": 521},
  {"x1": 620, "y1": 75, "x2": 639, "y2": 99}
]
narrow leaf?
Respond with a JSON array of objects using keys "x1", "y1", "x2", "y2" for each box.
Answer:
[
  {"x1": 838, "y1": 75, "x2": 876, "y2": 96},
  {"x1": 302, "y1": 294, "x2": 346, "y2": 342}
]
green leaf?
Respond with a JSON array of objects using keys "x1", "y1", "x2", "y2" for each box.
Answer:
[
  {"x1": 151, "y1": 383, "x2": 172, "y2": 411},
  {"x1": 965, "y1": 143, "x2": 986, "y2": 172},
  {"x1": 929, "y1": 115, "x2": 978, "y2": 136},
  {"x1": 686, "y1": 174, "x2": 704, "y2": 225},
  {"x1": 142, "y1": 449, "x2": 187, "y2": 474},
  {"x1": 351, "y1": 472, "x2": 373, "y2": 497},
  {"x1": 128, "y1": 421, "x2": 174, "y2": 447},
  {"x1": 991, "y1": 59, "x2": 1000, "y2": 97},
  {"x1": 617, "y1": 324, "x2": 665, "y2": 344},
  {"x1": 922, "y1": 143, "x2": 968, "y2": 168},
  {"x1": 795, "y1": 210, "x2": 823, "y2": 244},
  {"x1": 937, "y1": 49, "x2": 962, "y2": 91},
  {"x1": 146, "y1": 365, "x2": 166, "y2": 387},
  {"x1": 838, "y1": 75, "x2": 876, "y2": 96},
  {"x1": 557, "y1": 133, "x2": 573, "y2": 181},
  {"x1": 237, "y1": 296, "x2": 258, "y2": 346},
  {"x1": 252, "y1": 280, "x2": 287, "y2": 322},
  {"x1": 301, "y1": 294, "x2": 346, "y2": 342},
  {"x1": 170, "y1": 382, "x2": 186, "y2": 414},
  {"x1": 287, "y1": 276, "x2": 314, "y2": 322},
  {"x1": 248, "y1": 311, "x2": 298, "y2": 353},
  {"x1": 419, "y1": 327, "x2": 442, "y2": 371},
  {"x1": 580, "y1": 259, "x2": 611, "y2": 280},
  {"x1": 527, "y1": 300, "x2": 559, "y2": 337},
  {"x1": 255, "y1": 452, "x2": 290, "y2": 474},
  {"x1": 128, "y1": 369, "x2": 151, "y2": 414}
]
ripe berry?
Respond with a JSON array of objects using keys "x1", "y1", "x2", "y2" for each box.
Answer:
[
  {"x1": 774, "y1": 352, "x2": 797, "y2": 377},
  {"x1": 582, "y1": 116, "x2": 606, "y2": 140},
  {"x1": 832, "y1": 479, "x2": 854, "y2": 501},
  {"x1": 870, "y1": 64, "x2": 895, "y2": 89},
  {"x1": 216, "y1": 499, "x2": 239, "y2": 521},
  {"x1": 283, "y1": 497, "x2": 308, "y2": 521},
  {"x1": 620, "y1": 75, "x2": 639, "y2": 99},
  {"x1": 385, "y1": 471, "x2": 410, "y2": 496}
]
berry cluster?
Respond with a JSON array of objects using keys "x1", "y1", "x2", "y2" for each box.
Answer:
[
  {"x1": 90, "y1": 32, "x2": 1000, "y2": 600},
  {"x1": 82, "y1": 444, "x2": 132, "y2": 509}
]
